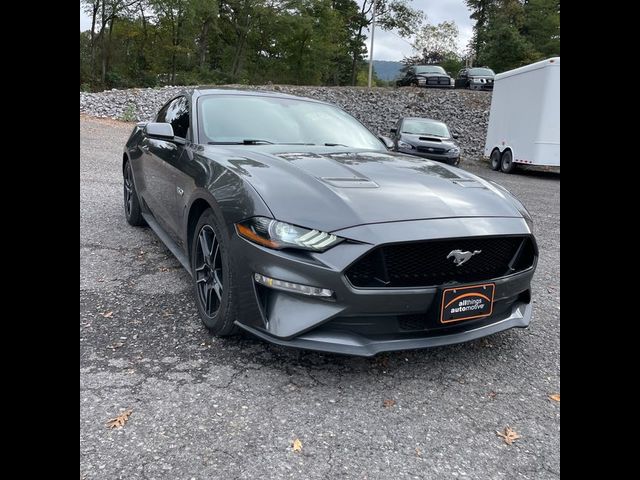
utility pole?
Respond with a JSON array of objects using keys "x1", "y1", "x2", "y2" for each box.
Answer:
[{"x1": 367, "y1": 0, "x2": 376, "y2": 88}]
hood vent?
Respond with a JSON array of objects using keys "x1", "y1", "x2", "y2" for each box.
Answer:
[
  {"x1": 321, "y1": 177, "x2": 379, "y2": 188},
  {"x1": 451, "y1": 179, "x2": 485, "y2": 188},
  {"x1": 418, "y1": 137, "x2": 443, "y2": 142}
]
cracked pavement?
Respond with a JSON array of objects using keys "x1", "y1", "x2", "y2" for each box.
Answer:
[{"x1": 80, "y1": 115, "x2": 560, "y2": 479}]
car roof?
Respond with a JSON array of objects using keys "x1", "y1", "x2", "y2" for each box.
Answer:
[{"x1": 183, "y1": 87, "x2": 327, "y2": 105}]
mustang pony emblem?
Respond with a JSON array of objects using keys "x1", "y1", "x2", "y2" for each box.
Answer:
[{"x1": 447, "y1": 249, "x2": 482, "y2": 266}]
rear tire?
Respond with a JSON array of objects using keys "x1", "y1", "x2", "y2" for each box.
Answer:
[
  {"x1": 123, "y1": 161, "x2": 145, "y2": 226},
  {"x1": 490, "y1": 149, "x2": 501, "y2": 170},
  {"x1": 500, "y1": 149, "x2": 515, "y2": 173},
  {"x1": 191, "y1": 208, "x2": 239, "y2": 336}
]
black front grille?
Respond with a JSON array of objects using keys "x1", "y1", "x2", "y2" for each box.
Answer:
[
  {"x1": 426, "y1": 77, "x2": 450, "y2": 85},
  {"x1": 345, "y1": 236, "x2": 535, "y2": 288},
  {"x1": 417, "y1": 146, "x2": 446, "y2": 154}
]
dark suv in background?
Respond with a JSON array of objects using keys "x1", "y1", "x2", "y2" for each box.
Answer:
[
  {"x1": 455, "y1": 67, "x2": 495, "y2": 90},
  {"x1": 396, "y1": 65, "x2": 454, "y2": 88}
]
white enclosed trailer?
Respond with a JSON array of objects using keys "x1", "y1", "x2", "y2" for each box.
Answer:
[{"x1": 484, "y1": 57, "x2": 560, "y2": 173}]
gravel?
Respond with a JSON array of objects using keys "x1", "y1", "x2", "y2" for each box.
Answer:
[
  {"x1": 80, "y1": 85, "x2": 492, "y2": 159},
  {"x1": 80, "y1": 115, "x2": 559, "y2": 479}
]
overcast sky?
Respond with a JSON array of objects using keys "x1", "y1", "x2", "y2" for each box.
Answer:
[{"x1": 80, "y1": 0, "x2": 474, "y2": 62}]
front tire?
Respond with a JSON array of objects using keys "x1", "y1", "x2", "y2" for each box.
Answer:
[
  {"x1": 490, "y1": 149, "x2": 501, "y2": 170},
  {"x1": 123, "y1": 161, "x2": 145, "y2": 226},
  {"x1": 191, "y1": 209, "x2": 239, "y2": 336},
  {"x1": 500, "y1": 149, "x2": 515, "y2": 173}
]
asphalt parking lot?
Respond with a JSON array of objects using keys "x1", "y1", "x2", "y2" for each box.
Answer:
[{"x1": 80, "y1": 115, "x2": 560, "y2": 479}]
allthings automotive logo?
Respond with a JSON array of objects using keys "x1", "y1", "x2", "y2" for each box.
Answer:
[{"x1": 449, "y1": 297, "x2": 485, "y2": 314}]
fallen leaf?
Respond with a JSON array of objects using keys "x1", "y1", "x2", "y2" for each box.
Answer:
[
  {"x1": 549, "y1": 394, "x2": 560, "y2": 402},
  {"x1": 415, "y1": 447, "x2": 422, "y2": 456},
  {"x1": 100, "y1": 311, "x2": 113, "y2": 318},
  {"x1": 383, "y1": 399, "x2": 396, "y2": 408},
  {"x1": 496, "y1": 426, "x2": 521, "y2": 445},
  {"x1": 107, "y1": 342, "x2": 125, "y2": 351},
  {"x1": 488, "y1": 391, "x2": 497, "y2": 399},
  {"x1": 159, "y1": 266, "x2": 169, "y2": 272},
  {"x1": 106, "y1": 409, "x2": 132, "y2": 429},
  {"x1": 292, "y1": 438, "x2": 302, "y2": 452}
]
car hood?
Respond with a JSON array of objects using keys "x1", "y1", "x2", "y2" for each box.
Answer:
[
  {"x1": 399, "y1": 133, "x2": 457, "y2": 148},
  {"x1": 207, "y1": 146, "x2": 523, "y2": 232}
]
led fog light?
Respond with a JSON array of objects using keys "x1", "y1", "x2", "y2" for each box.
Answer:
[{"x1": 254, "y1": 273, "x2": 334, "y2": 298}]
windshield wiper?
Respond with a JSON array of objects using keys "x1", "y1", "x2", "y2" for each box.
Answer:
[
  {"x1": 208, "y1": 139, "x2": 274, "y2": 145},
  {"x1": 324, "y1": 143, "x2": 349, "y2": 147}
]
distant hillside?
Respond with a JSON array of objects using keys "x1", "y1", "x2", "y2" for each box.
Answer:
[{"x1": 373, "y1": 60, "x2": 403, "y2": 81}]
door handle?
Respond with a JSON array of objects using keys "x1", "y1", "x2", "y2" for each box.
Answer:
[{"x1": 140, "y1": 145, "x2": 149, "y2": 154}]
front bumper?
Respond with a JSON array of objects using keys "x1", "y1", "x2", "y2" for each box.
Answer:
[
  {"x1": 469, "y1": 83, "x2": 493, "y2": 90},
  {"x1": 419, "y1": 84, "x2": 455, "y2": 89},
  {"x1": 230, "y1": 217, "x2": 536, "y2": 356},
  {"x1": 397, "y1": 148, "x2": 460, "y2": 163}
]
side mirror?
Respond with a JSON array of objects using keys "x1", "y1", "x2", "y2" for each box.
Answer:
[
  {"x1": 390, "y1": 127, "x2": 397, "y2": 134},
  {"x1": 378, "y1": 135, "x2": 394, "y2": 150},
  {"x1": 145, "y1": 122, "x2": 174, "y2": 139},
  {"x1": 452, "y1": 133, "x2": 459, "y2": 139}
]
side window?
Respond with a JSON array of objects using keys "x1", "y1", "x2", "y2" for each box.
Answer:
[
  {"x1": 164, "y1": 96, "x2": 190, "y2": 139},
  {"x1": 155, "y1": 102, "x2": 170, "y2": 123}
]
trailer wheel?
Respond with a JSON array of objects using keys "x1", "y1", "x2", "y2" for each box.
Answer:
[
  {"x1": 500, "y1": 149, "x2": 515, "y2": 173},
  {"x1": 490, "y1": 149, "x2": 501, "y2": 170}
]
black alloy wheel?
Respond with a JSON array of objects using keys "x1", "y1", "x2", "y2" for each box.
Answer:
[
  {"x1": 194, "y1": 224, "x2": 224, "y2": 318},
  {"x1": 123, "y1": 161, "x2": 145, "y2": 226}
]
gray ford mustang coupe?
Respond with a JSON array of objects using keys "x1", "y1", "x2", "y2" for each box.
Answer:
[{"x1": 123, "y1": 88, "x2": 537, "y2": 356}]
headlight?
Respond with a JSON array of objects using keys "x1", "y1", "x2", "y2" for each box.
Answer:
[
  {"x1": 236, "y1": 217, "x2": 344, "y2": 251},
  {"x1": 417, "y1": 77, "x2": 426, "y2": 84},
  {"x1": 450, "y1": 78, "x2": 454, "y2": 85},
  {"x1": 447, "y1": 147, "x2": 460, "y2": 154},
  {"x1": 471, "y1": 77, "x2": 480, "y2": 83},
  {"x1": 398, "y1": 140, "x2": 414, "y2": 149}
]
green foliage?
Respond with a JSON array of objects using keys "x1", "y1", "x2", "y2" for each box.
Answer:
[
  {"x1": 464, "y1": 0, "x2": 560, "y2": 73},
  {"x1": 80, "y1": 0, "x2": 421, "y2": 90},
  {"x1": 412, "y1": 20, "x2": 460, "y2": 64},
  {"x1": 119, "y1": 103, "x2": 138, "y2": 122},
  {"x1": 400, "y1": 19, "x2": 463, "y2": 77}
]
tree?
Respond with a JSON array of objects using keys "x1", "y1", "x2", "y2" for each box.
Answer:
[
  {"x1": 464, "y1": 0, "x2": 560, "y2": 72},
  {"x1": 412, "y1": 20, "x2": 459, "y2": 64},
  {"x1": 400, "y1": 20, "x2": 463, "y2": 77},
  {"x1": 523, "y1": 0, "x2": 560, "y2": 57},
  {"x1": 477, "y1": 0, "x2": 530, "y2": 71},
  {"x1": 81, "y1": 0, "x2": 141, "y2": 85},
  {"x1": 349, "y1": 0, "x2": 423, "y2": 85},
  {"x1": 465, "y1": 0, "x2": 496, "y2": 59}
]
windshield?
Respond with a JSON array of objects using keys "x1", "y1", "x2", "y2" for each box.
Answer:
[
  {"x1": 401, "y1": 119, "x2": 450, "y2": 137},
  {"x1": 468, "y1": 68, "x2": 494, "y2": 76},
  {"x1": 415, "y1": 65, "x2": 446, "y2": 74},
  {"x1": 197, "y1": 95, "x2": 383, "y2": 149}
]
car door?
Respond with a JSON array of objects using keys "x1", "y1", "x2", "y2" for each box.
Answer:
[
  {"x1": 455, "y1": 69, "x2": 467, "y2": 88},
  {"x1": 143, "y1": 96, "x2": 190, "y2": 242}
]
